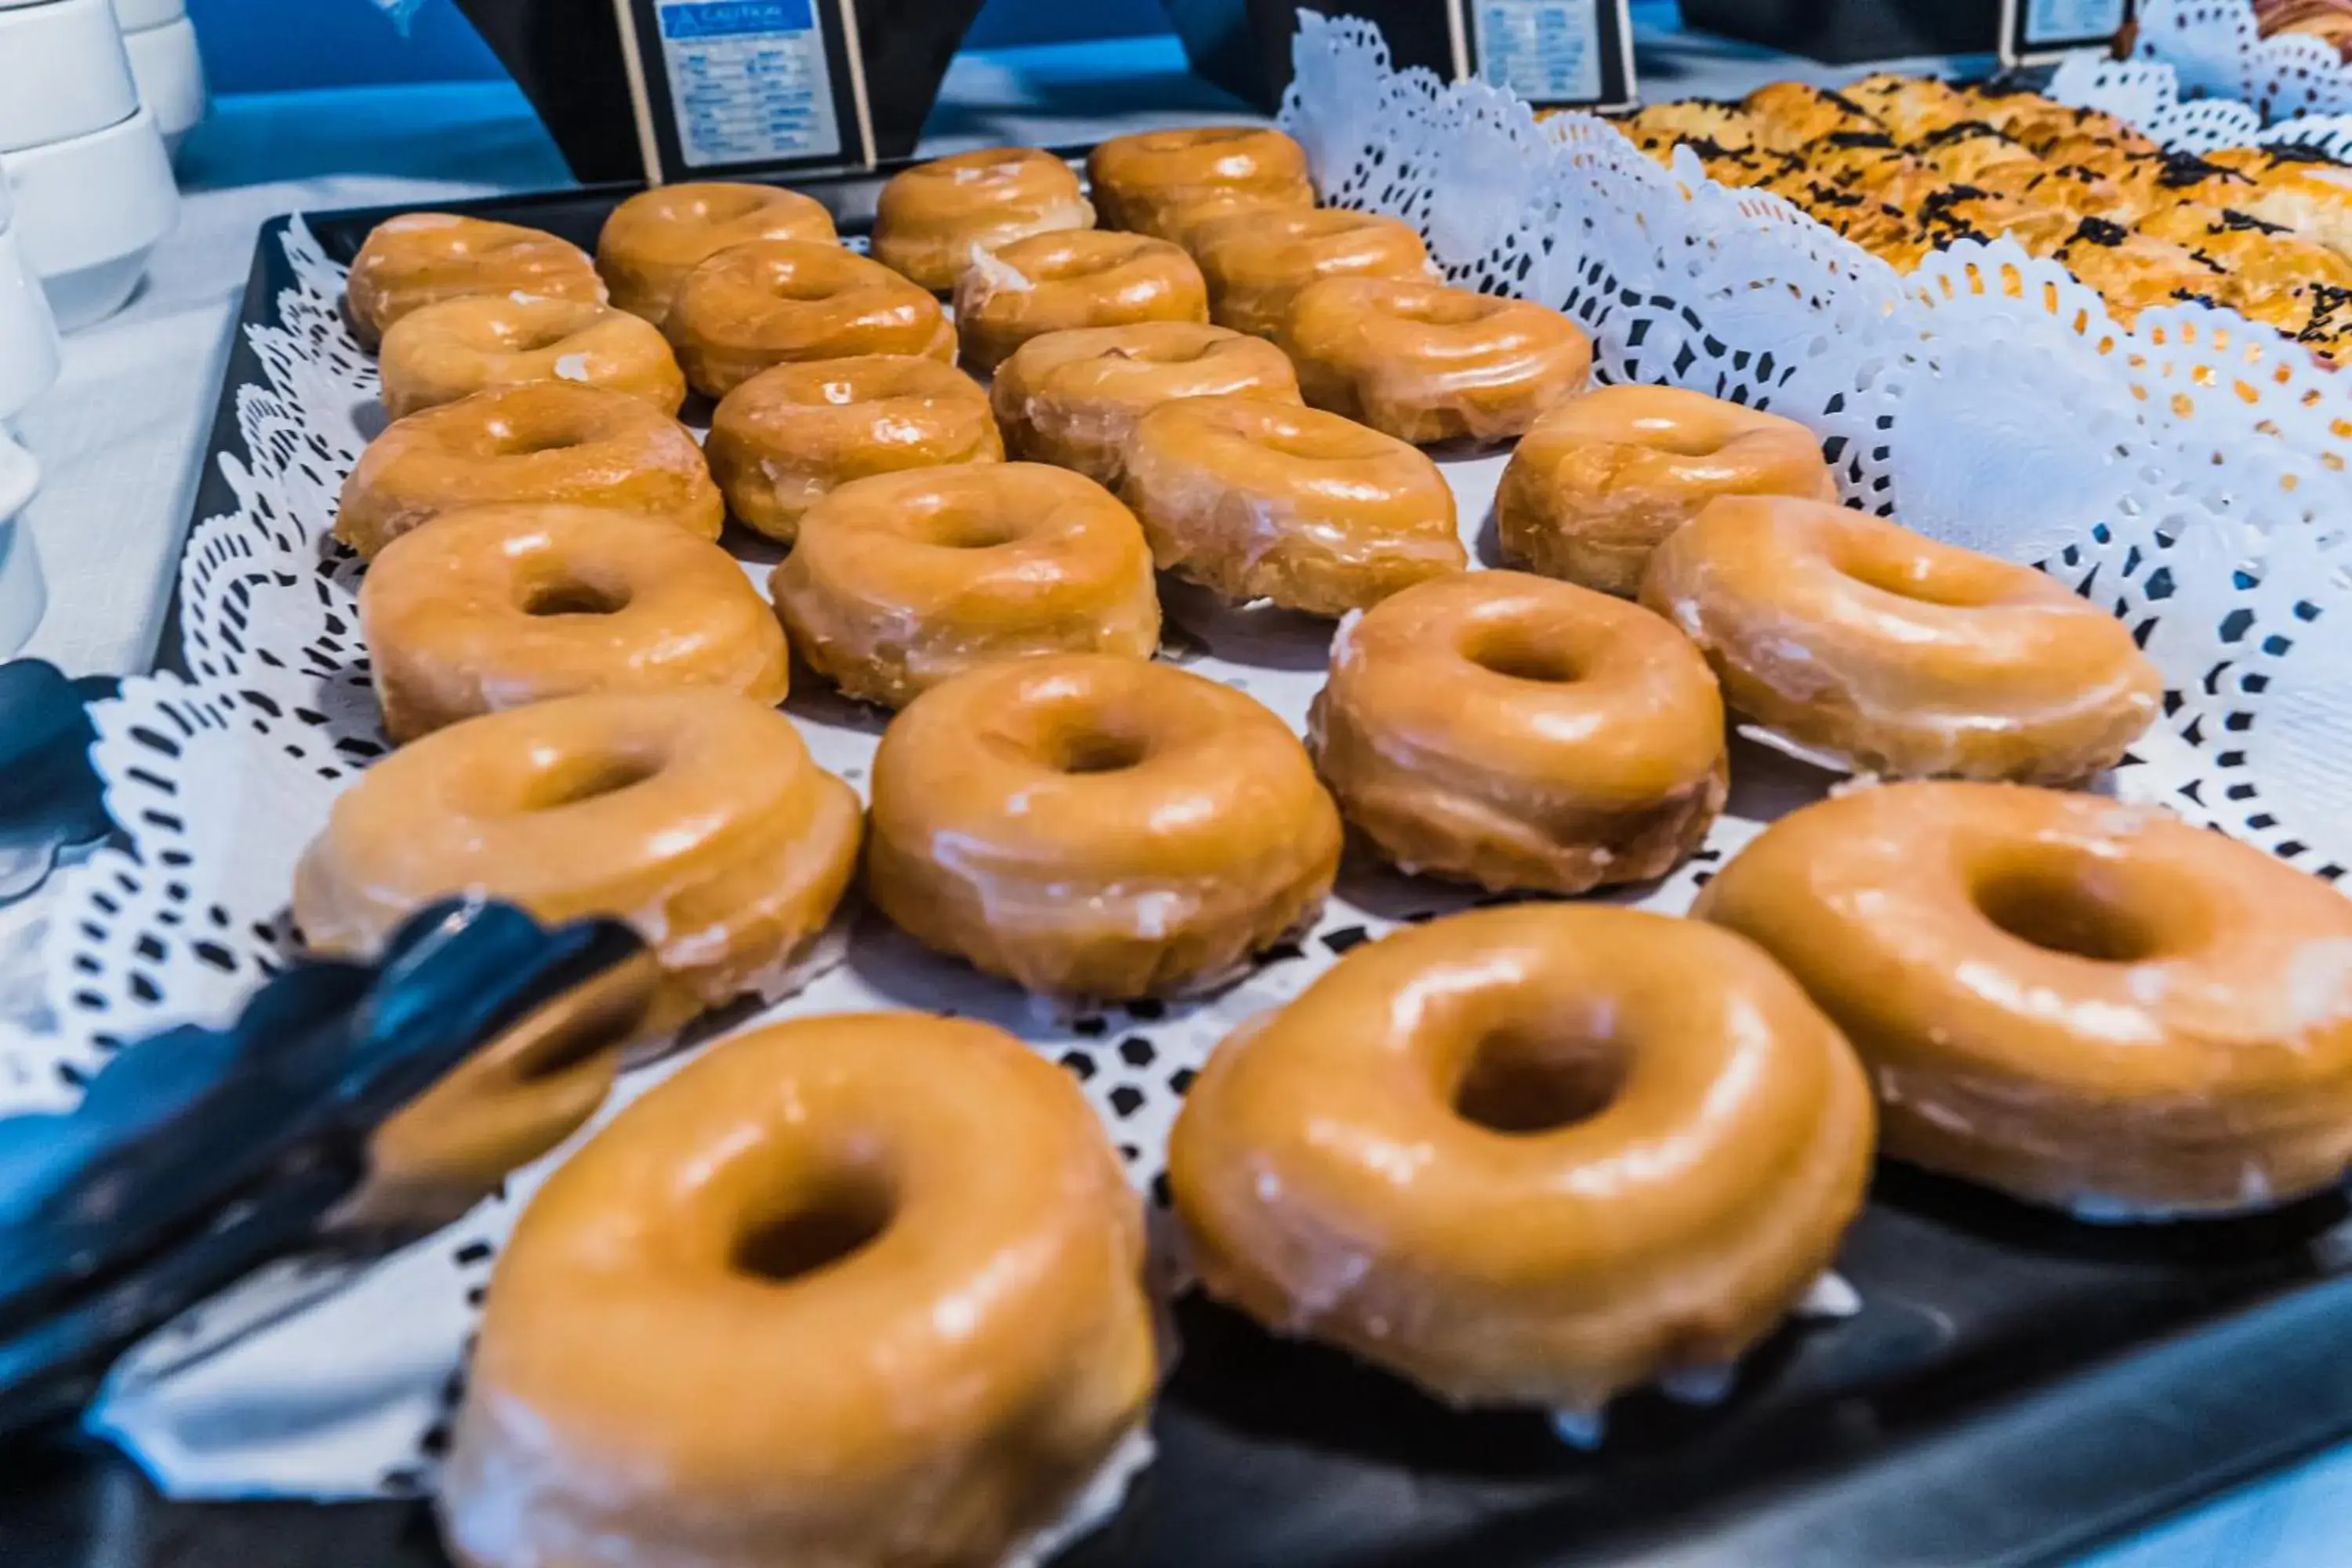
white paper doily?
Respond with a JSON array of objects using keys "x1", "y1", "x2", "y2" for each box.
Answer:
[
  {"x1": 9, "y1": 16, "x2": 2352, "y2": 1509},
  {"x1": 2129, "y1": 0, "x2": 2352, "y2": 122}
]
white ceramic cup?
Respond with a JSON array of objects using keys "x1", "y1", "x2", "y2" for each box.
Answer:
[
  {"x1": 0, "y1": 430, "x2": 47, "y2": 660},
  {"x1": 111, "y1": 0, "x2": 183, "y2": 29},
  {"x1": 0, "y1": 223, "x2": 63, "y2": 420},
  {"x1": 0, "y1": 0, "x2": 142, "y2": 155},
  {"x1": 3, "y1": 103, "x2": 180, "y2": 330},
  {"x1": 123, "y1": 15, "x2": 206, "y2": 154}
]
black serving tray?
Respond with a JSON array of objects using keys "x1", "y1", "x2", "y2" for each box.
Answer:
[{"x1": 24, "y1": 165, "x2": 2352, "y2": 1568}]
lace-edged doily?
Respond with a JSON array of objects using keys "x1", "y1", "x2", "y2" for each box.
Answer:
[
  {"x1": 12, "y1": 14, "x2": 2352, "y2": 1508},
  {"x1": 2129, "y1": 0, "x2": 2352, "y2": 121}
]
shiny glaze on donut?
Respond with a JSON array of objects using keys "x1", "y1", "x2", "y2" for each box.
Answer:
[
  {"x1": 594, "y1": 182, "x2": 837, "y2": 326},
  {"x1": 989, "y1": 321, "x2": 1300, "y2": 487},
  {"x1": 950, "y1": 230, "x2": 1208, "y2": 375},
  {"x1": 293, "y1": 691, "x2": 860, "y2": 1020},
  {"x1": 667, "y1": 241, "x2": 955, "y2": 397},
  {"x1": 361, "y1": 504, "x2": 788, "y2": 742},
  {"x1": 706, "y1": 354, "x2": 1002, "y2": 543},
  {"x1": 346, "y1": 213, "x2": 605, "y2": 349},
  {"x1": 1312, "y1": 571, "x2": 1726, "y2": 893},
  {"x1": 772, "y1": 463, "x2": 1160, "y2": 710},
  {"x1": 377, "y1": 294, "x2": 685, "y2": 419},
  {"x1": 872, "y1": 147, "x2": 1095, "y2": 293},
  {"x1": 1087, "y1": 125, "x2": 1316, "y2": 241},
  {"x1": 335, "y1": 382, "x2": 722, "y2": 559},
  {"x1": 438, "y1": 1014, "x2": 1154, "y2": 1568},
  {"x1": 1698, "y1": 782, "x2": 2352, "y2": 1217},
  {"x1": 1189, "y1": 206, "x2": 1432, "y2": 339},
  {"x1": 1280, "y1": 277, "x2": 1593, "y2": 445},
  {"x1": 1498, "y1": 385, "x2": 1838, "y2": 597},
  {"x1": 867, "y1": 653, "x2": 1341, "y2": 998},
  {"x1": 1170, "y1": 904, "x2": 1874, "y2": 1409},
  {"x1": 1640, "y1": 495, "x2": 2160, "y2": 783},
  {"x1": 1119, "y1": 395, "x2": 1465, "y2": 615}
]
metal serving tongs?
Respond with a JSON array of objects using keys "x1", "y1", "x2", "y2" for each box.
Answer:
[{"x1": 0, "y1": 896, "x2": 659, "y2": 1443}]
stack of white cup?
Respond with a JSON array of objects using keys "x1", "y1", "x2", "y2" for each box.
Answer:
[
  {"x1": 115, "y1": 0, "x2": 207, "y2": 158},
  {"x1": 0, "y1": 175, "x2": 57, "y2": 655},
  {"x1": 0, "y1": 0, "x2": 180, "y2": 330}
]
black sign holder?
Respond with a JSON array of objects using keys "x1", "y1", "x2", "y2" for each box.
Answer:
[
  {"x1": 1455, "y1": 0, "x2": 1638, "y2": 114},
  {"x1": 1999, "y1": 0, "x2": 2137, "y2": 67},
  {"x1": 610, "y1": 0, "x2": 877, "y2": 185}
]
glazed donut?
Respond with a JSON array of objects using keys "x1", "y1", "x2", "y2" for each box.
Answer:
[
  {"x1": 1188, "y1": 207, "x2": 1432, "y2": 339},
  {"x1": 1279, "y1": 277, "x2": 1593, "y2": 445},
  {"x1": 871, "y1": 147, "x2": 1094, "y2": 292},
  {"x1": 1697, "y1": 782, "x2": 2352, "y2": 1218},
  {"x1": 1169, "y1": 904, "x2": 1874, "y2": 1410},
  {"x1": 335, "y1": 383, "x2": 722, "y2": 560},
  {"x1": 293, "y1": 691, "x2": 861, "y2": 1023},
  {"x1": 438, "y1": 1014, "x2": 1152, "y2": 1568},
  {"x1": 361, "y1": 504, "x2": 789, "y2": 742},
  {"x1": 990, "y1": 321, "x2": 1301, "y2": 488},
  {"x1": 771, "y1": 463, "x2": 1160, "y2": 710},
  {"x1": 345, "y1": 213, "x2": 605, "y2": 349},
  {"x1": 1497, "y1": 385, "x2": 1839, "y2": 597},
  {"x1": 666, "y1": 241, "x2": 955, "y2": 397},
  {"x1": 1310, "y1": 571, "x2": 1726, "y2": 893},
  {"x1": 1639, "y1": 496, "x2": 2161, "y2": 783},
  {"x1": 1119, "y1": 396, "x2": 1465, "y2": 615},
  {"x1": 376, "y1": 295, "x2": 685, "y2": 420},
  {"x1": 951, "y1": 230, "x2": 1209, "y2": 376},
  {"x1": 704, "y1": 355, "x2": 1002, "y2": 543},
  {"x1": 594, "y1": 182, "x2": 837, "y2": 325},
  {"x1": 869, "y1": 654, "x2": 1341, "y2": 998},
  {"x1": 1086, "y1": 125, "x2": 1316, "y2": 242}
]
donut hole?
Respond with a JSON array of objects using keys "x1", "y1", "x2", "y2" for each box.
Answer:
[
  {"x1": 1974, "y1": 858, "x2": 2166, "y2": 964},
  {"x1": 690, "y1": 187, "x2": 774, "y2": 223},
  {"x1": 927, "y1": 509, "x2": 1026, "y2": 550},
  {"x1": 1049, "y1": 724, "x2": 1152, "y2": 775},
  {"x1": 1453, "y1": 1022, "x2": 1630, "y2": 1135},
  {"x1": 524, "y1": 751, "x2": 662, "y2": 810},
  {"x1": 1468, "y1": 626, "x2": 1584, "y2": 685},
  {"x1": 487, "y1": 420, "x2": 589, "y2": 457},
  {"x1": 732, "y1": 1171, "x2": 896, "y2": 1286},
  {"x1": 521, "y1": 577, "x2": 632, "y2": 616}
]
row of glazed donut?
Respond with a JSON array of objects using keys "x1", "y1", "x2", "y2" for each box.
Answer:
[{"x1": 431, "y1": 775, "x2": 2352, "y2": 1568}]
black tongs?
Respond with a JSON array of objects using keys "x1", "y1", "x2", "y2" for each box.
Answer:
[{"x1": 0, "y1": 661, "x2": 655, "y2": 1442}]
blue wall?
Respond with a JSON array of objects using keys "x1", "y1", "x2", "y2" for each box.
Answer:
[{"x1": 190, "y1": 0, "x2": 1174, "y2": 93}]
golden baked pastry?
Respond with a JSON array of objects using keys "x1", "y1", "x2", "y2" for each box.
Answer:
[
  {"x1": 1087, "y1": 125, "x2": 1316, "y2": 241},
  {"x1": 437, "y1": 1013, "x2": 1154, "y2": 1568},
  {"x1": 1169, "y1": 904, "x2": 1874, "y2": 1410},
  {"x1": 771, "y1": 463, "x2": 1160, "y2": 710},
  {"x1": 1699, "y1": 782, "x2": 2352, "y2": 1218},
  {"x1": 1311, "y1": 571, "x2": 1726, "y2": 893},
  {"x1": 1187, "y1": 206, "x2": 1432, "y2": 339},
  {"x1": 1640, "y1": 496, "x2": 2161, "y2": 784},
  {"x1": 1742, "y1": 82, "x2": 1885, "y2": 151},
  {"x1": 593, "y1": 181, "x2": 837, "y2": 325},
  {"x1": 705, "y1": 354, "x2": 1002, "y2": 543},
  {"x1": 346, "y1": 213, "x2": 605, "y2": 350},
  {"x1": 1613, "y1": 100, "x2": 1762, "y2": 154},
  {"x1": 335, "y1": 382, "x2": 722, "y2": 560},
  {"x1": 361, "y1": 504, "x2": 789, "y2": 742},
  {"x1": 376, "y1": 294, "x2": 685, "y2": 419},
  {"x1": 1497, "y1": 385, "x2": 1838, "y2": 597},
  {"x1": 293, "y1": 691, "x2": 861, "y2": 1023},
  {"x1": 1839, "y1": 71, "x2": 1980, "y2": 143},
  {"x1": 989, "y1": 321, "x2": 1301, "y2": 488},
  {"x1": 2203, "y1": 146, "x2": 2352, "y2": 260},
  {"x1": 2051, "y1": 217, "x2": 2228, "y2": 323},
  {"x1": 1279, "y1": 277, "x2": 1592, "y2": 445},
  {"x1": 950, "y1": 229, "x2": 1209, "y2": 376},
  {"x1": 866, "y1": 653, "x2": 1341, "y2": 998},
  {"x1": 1120, "y1": 395, "x2": 1465, "y2": 616},
  {"x1": 870, "y1": 146, "x2": 1094, "y2": 292},
  {"x1": 666, "y1": 240, "x2": 955, "y2": 397}
]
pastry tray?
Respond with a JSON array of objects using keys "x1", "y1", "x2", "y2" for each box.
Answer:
[{"x1": 16, "y1": 161, "x2": 2352, "y2": 1568}]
